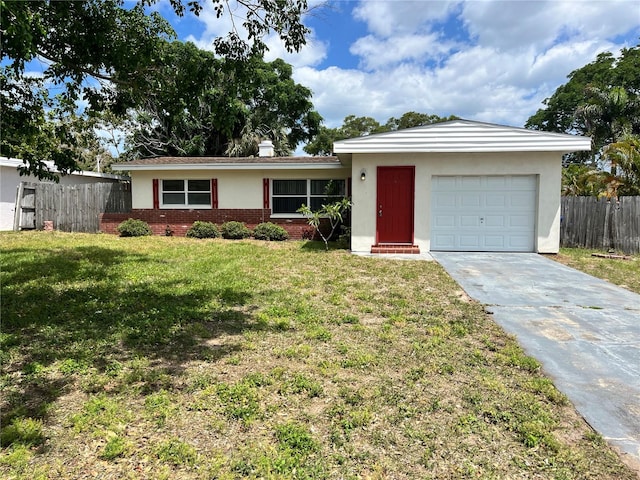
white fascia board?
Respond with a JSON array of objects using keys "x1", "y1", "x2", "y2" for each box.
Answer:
[
  {"x1": 112, "y1": 163, "x2": 346, "y2": 171},
  {"x1": 0, "y1": 157, "x2": 25, "y2": 168},
  {"x1": 0, "y1": 156, "x2": 56, "y2": 169},
  {"x1": 333, "y1": 139, "x2": 592, "y2": 154},
  {"x1": 333, "y1": 144, "x2": 591, "y2": 154},
  {"x1": 1, "y1": 156, "x2": 129, "y2": 179}
]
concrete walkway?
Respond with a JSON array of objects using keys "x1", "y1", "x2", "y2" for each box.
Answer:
[{"x1": 432, "y1": 252, "x2": 640, "y2": 467}]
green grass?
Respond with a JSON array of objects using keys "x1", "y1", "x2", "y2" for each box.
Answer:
[
  {"x1": 0, "y1": 232, "x2": 637, "y2": 479},
  {"x1": 553, "y1": 248, "x2": 640, "y2": 294}
]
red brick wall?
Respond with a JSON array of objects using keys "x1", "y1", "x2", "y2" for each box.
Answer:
[{"x1": 100, "y1": 209, "x2": 323, "y2": 239}]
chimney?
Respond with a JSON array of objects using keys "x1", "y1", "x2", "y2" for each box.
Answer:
[{"x1": 258, "y1": 139, "x2": 274, "y2": 157}]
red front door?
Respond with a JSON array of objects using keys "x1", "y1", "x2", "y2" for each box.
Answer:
[{"x1": 376, "y1": 166, "x2": 415, "y2": 244}]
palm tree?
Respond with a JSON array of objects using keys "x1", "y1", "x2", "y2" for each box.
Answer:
[
  {"x1": 225, "y1": 119, "x2": 291, "y2": 157},
  {"x1": 604, "y1": 134, "x2": 640, "y2": 195},
  {"x1": 575, "y1": 86, "x2": 639, "y2": 172}
]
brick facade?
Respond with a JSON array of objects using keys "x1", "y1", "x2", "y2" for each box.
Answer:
[{"x1": 100, "y1": 209, "x2": 324, "y2": 239}]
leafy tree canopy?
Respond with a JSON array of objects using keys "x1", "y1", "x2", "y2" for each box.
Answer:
[
  {"x1": 304, "y1": 112, "x2": 459, "y2": 156},
  {"x1": 525, "y1": 44, "x2": 640, "y2": 196},
  {"x1": 122, "y1": 42, "x2": 321, "y2": 158},
  {"x1": 525, "y1": 45, "x2": 640, "y2": 161},
  {"x1": 603, "y1": 133, "x2": 640, "y2": 196},
  {"x1": 0, "y1": 0, "x2": 309, "y2": 179}
]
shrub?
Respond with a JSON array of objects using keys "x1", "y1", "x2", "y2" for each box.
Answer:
[
  {"x1": 186, "y1": 221, "x2": 220, "y2": 239},
  {"x1": 297, "y1": 198, "x2": 352, "y2": 250},
  {"x1": 253, "y1": 222, "x2": 289, "y2": 241},
  {"x1": 221, "y1": 221, "x2": 251, "y2": 239},
  {"x1": 116, "y1": 218, "x2": 152, "y2": 237}
]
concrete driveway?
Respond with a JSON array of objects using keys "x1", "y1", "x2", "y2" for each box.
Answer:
[{"x1": 432, "y1": 252, "x2": 640, "y2": 466}]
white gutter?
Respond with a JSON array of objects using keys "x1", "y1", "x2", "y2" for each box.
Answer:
[{"x1": 111, "y1": 163, "x2": 346, "y2": 171}]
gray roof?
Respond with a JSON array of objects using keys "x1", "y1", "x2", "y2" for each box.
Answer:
[
  {"x1": 334, "y1": 120, "x2": 592, "y2": 156},
  {"x1": 111, "y1": 155, "x2": 344, "y2": 171}
]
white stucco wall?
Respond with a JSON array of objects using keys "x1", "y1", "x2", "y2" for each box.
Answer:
[
  {"x1": 130, "y1": 168, "x2": 350, "y2": 211},
  {"x1": 350, "y1": 152, "x2": 562, "y2": 254}
]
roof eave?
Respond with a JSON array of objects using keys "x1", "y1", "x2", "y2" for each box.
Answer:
[
  {"x1": 111, "y1": 162, "x2": 347, "y2": 171},
  {"x1": 333, "y1": 146, "x2": 592, "y2": 154}
]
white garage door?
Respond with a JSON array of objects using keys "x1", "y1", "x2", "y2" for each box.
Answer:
[{"x1": 431, "y1": 175, "x2": 537, "y2": 252}]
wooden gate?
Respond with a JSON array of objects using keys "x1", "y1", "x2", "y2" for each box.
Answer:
[{"x1": 13, "y1": 183, "x2": 37, "y2": 230}]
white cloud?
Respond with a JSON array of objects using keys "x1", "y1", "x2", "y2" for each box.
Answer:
[
  {"x1": 353, "y1": 0, "x2": 459, "y2": 37},
  {"x1": 263, "y1": 31, "x2": 328, "y2": 68},
  {"x1": 292, "y1": 0, "x2": 639, "y2": 133},
  {"x1": 461, "y1": 0, "x2": 639, "y2": 51},
  {"x1": 350, "y1": 33, "x2": 459, "y2": 70},
  {"x1": 175, "y1": 0, "x2": 638, "y2": 135},
  {"x1": 182, "y1": 1, "x2": 241, "y2": 51},
  {"x1": 181, "y1": 0, "x2": 328, "y2": 68},
  {"x1": 526, "y1": 40, "x2": 616, "y2": 88},
  {"x1": 461, "y1": 0, "x2": 562, "y2": 51}
]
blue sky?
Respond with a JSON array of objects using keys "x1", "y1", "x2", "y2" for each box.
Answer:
[
  {"x1": 157, "y1": 0, "x2": 639, "y2": 132},
  {"x1": 20, "y1": 0, "x2": 639, "y2": 136}
]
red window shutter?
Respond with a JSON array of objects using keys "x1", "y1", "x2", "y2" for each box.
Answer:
[
  {"x1": 211, "y1": 178, "x2": 218, "y2": 209},
  {"x1": 152, "y1": 179, "x2": 159, "y2": 209},
  {"x1": 263, "y1": 178, "x2": 270, "y2": 209}
]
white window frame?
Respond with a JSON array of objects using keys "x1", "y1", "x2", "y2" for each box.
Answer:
[
  {"x1": 270, "y1": 179, "x2": 346, "y2": 218},
  {"x1": 160, "y1": 179, "x2": 211, "y2": 209}
]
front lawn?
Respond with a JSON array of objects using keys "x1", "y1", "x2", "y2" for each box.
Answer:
[
  {"x1": 552, "y1": 248, "x2": 640, "y2": 294},
  {"x1": 1, "y1": 232, "x2": 635, "y2": 479}
]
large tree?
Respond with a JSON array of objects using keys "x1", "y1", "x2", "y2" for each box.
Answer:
[
  {"x1": 383, "y1": 112, "x2": 459, "y2": 131},
  {"x1": 123, "y1": 42, "x2": 321, "y2": 158},
  {"x1": 525, "y1": 45, "x2": 640, "y2": 165},
  {"x1": 0, "y1": 0, "x2": 310, "y2": 178},
  {"x1": 304, "y1": 112, "x2": 458, "y2": 156},
  {"x1": 526, "y1": 45, "x2": 640, "y2": 195}
]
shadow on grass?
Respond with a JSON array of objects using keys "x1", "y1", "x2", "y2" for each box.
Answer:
[
  {"x1": 299, "y1": 240, "x2": 348, "y2": 252},
  {"x1": 0, "y1": 244, "x2": 276, "y2": 432}
]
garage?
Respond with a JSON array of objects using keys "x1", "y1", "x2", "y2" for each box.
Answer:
[
  {"x1": 333, "y1": 120, "x2": 591, "y2": 254},
  {"x1": 431, "y1": 175, "x2": 537, "y2": 252}
]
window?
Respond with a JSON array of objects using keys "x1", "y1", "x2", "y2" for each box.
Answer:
[
  {"x1": 272, "y1": 179, "x2": 346, "y2": 214},
  {"x1": 161, "y1": 180, "x2": 211, "y2": 208}
]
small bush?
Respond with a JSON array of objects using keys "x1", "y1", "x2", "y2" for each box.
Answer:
[
  {"x1": 116, "y1": 218, "x2": 152, "y2": 237},
  {"x1": 221, "y1": 221, "x2": 251, "y2": 240},
  {"x1": 253, "y1": 222, "x2": 289, "y2": 241},
  {"x1": 186, "y1": 221, "x2": 220, "y2": 239}
]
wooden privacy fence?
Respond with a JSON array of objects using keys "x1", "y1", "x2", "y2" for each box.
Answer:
[
  {"x1": 14, "y1": 181, "x2": 131, "y2": 233},
  {"x1": 561, "y1": 196, "x2": 640, "y2": 254}
]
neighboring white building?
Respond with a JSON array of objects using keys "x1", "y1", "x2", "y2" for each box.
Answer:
[{"x1": 0, "y1": 156, "x2": 127, "y2": 231}]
